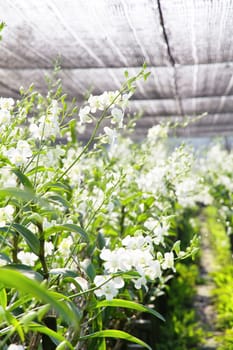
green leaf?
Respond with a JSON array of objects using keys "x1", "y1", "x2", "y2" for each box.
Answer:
[
  {"x1": 21, "y1": 311, "x2": 38, "y2": 325},
  {"x1": 7, "y1": 312, "x2": 25, "y2": 341},
  {"x1": 12, "y1": 223, "x2": 40, "y2": 255},
  {"x1": 49, "y1": 269, "x2": 78, "y2": 278},
  {"x1": 0, "y1": 288, "x2": 7, "y2": 308},
  {"x1": 0, "y1": 22, "x2": 5, "y2": 30},
  {"x1": 121, "y1": 193, "x2": 142, "y2": 206},
  {"x1": 143, "y1": 71, "x2": 151, "y2": 81},
  {"x1": 0, "y1": 187, "x2": 49, "y2": 208},
  {"x1": 7, "y1": 294, "x2": 33, "y2": 313},
  {"x1": 79, "y1": 329, "x2": 152, "y2": 350},
  {"x1": 44, "y1": 224, "x2": 89, "y2": 242},
  {"x1": 98, "y1": 338, "x2": 106, "y2": 350},
  {"x1": 97, "y1": 232, "x2": 106, "y2": 249},
  {"x1": 69, "y1": 119, "x2": 77, "y2": 144},
  {"x1": 37, "y1": 304, "x2": 51, "y2": 322},
  {"x1": 124, "y1": 70, "x2": 129, "y2": 78},
  {"x1": 85, "y1": 261, "x2": 96, "y2": 281},
  {"x1": 0, "y1": 21, "x2": 5, "y2": 41},
  {"x1": 172, "y1": 240, "x2": 181, "y2": 256},
  {"x1": 25, "y1": 212, "x2": 43, "y2": 226},
  {"x1": 95, "y1": 299, "x2": 165, "y2": 322},
  {"x1": 0, "y1": 226, "x2": 15, "y2": 234},
  {"x1": 27, "y1": 322, "x2": 74, "y2": 349},
  {"x1": 27, "y1": 166, "x2": 52, "y2": 176},
  {"x1": 43, "y1": 182, "x2": 71, "y2": 193},
  {"x1": 0, "y1": 228, "x2": 14, "y2": 247},
  {"x1": 5, "y1": 264, "x2": 43, "y2": 282},
  {"x1": 47, "y1": 194, "x2": 71, "y2": 208},
  {"x1": 12, "y1": 168, "x2": 34, "y2": 190},
  {"x1": 0, "y1": 269, "x2": 80, "y2": 327},
  {"x1": 0, "y1": 187, "x2": 35, "y2": 202},
  {"x1": 56, "y1": 341, "x2": 73, "y2": 350}
]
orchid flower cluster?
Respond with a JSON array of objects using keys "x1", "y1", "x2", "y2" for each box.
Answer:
[
  {"x1": 197, "y1": 143, "x2": 233, "y2": 237},
  {"x1": 0, "y1": 67, "x2": 200, "y2": 350}
]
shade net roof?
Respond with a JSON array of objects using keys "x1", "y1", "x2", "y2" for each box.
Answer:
[{"x1": 1, "y1": 0, "x2": 233, "y2": 139}]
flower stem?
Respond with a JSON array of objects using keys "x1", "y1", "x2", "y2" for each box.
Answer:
[{"x1": 38, "y1": 223, "x2": 49, "y2": 279}]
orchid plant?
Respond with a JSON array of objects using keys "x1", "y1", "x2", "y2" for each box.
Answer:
[
  {"x1": 0, "y1": 65, "x2": 200, "y2": 350},
  {"x1": 198, "y1": 142, "x2": 233, "y2": 250}
]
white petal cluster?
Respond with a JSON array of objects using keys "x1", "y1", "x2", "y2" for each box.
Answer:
[
  {"x1": 0, "y1": 166, "x2": 17, "y2": 188},
  {"x1": 29, "y1": 100, "x2": 61, "y2": 139},
  {"x1": 44, "y1": 241, "x2": 54, "y2": 256},
  {"x1": 58, "y1": 236, "x2": 73, "y2": 258},
  {"x1": 7, "y1": 345, "x2": 24, "y2": 350},
  {"x1": 4, "y1": 140, "x2": 32, "y2": 166},
  {"x1": 144, "y1": 218, "x2": 169, "y2": 246},
  {"x1": 0, "y1": 98, "x2": 14, "y2": 129},
  {"x1": 162, "y1": 252, "x2": 175, "y2": 272},
  {"x1": 94, "y1": 275, "x2": 124, "y2": 300},
  {"x1": 136, "y1": 163, "x2": 168, "y2": 196},
  {"x1": 87, "y1": 91, "x2": 121, "y2": 113},
  {"x1": 147, "y1": 124, "x2": 168, "y2": 143},
  {"x1": 79, "y1": 106, "x2": 92, "y2": 124},
  {"x1": 78, "y1": 90, "x2": 129, "y2": 147},
  {"x1": 111, "y1": 107, "x2": 124, "y2": 128},
  {"x1": 95, "y1": 234, "x2": 163, "y2": 294},
  {"x1": 104, "y1": 127, "x2": 118, "y2": 146},
  {"x1": 0, "y1": 205, "x2": 14, "y2": 227},
  {"x1": 18, "y1": 251, "x2": 38, "y2": 266}
]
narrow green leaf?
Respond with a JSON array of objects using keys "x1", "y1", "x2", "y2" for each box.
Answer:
[
  {"x1": 5, "y1": 264, "x2": 43, "y2": 282},
  {"x1": 21, "y1": 311, "x2": 38, "y2": 325},
  {"x1": 97, "y1": 232, "x2": 106, "y2": 249},
  {"x1": 49, "y1": 269, "x2": 78, "y2": 277},
  {"x1": 37, "y1": 304, "x2": 51, "y2": 322},
  {"x1": 69, "y1": 119, "x2": 77, "y2": 144},
  {"x1": 0, "y1": 226, "x2": 16, "y2": 235},
  {"x1": 79, "y1": 329, "x2": 152, "y2": 350},
  {"x1": 12, "y1": 223, "x2": 40, "y2": 255},
  {"x1": 98, "y1": 337, "x2": 106, "y2": 350},
  {"x1": 44, "y1": 224, "x2": 89, "y2": 241},
  {"x1": 85, "y1": 261, "x2": 96, "y2": 281},
  {"x1": 27, "y1": 166, "x2": 52, "y2": 176},
  {"x1": 43, "y1": 182, "x2": 71, "y2": 193},
  {"x1": 0, "y1": 187, "x2": 35, "y2": 202},
  {"x1": 124, "y1": 70, "x2": 129, "y2": 78},
  {"x1": 47, "y1": 194, "x2": 70, "y2": 208},
  {"x1": 27, "y1": 322, "x2": 74, "y2": 349},
  {"x1": 95, "y1": 298, "x2": 165, "y2": 322},
  {"x1": 143, "y1": 71, "x2": 151, "y2": 81},
  {"x1": 172, "y1": 240, "x2": 181, "y2": 256},
  {"x1": 3, "y1": 308, "x2": 25, "y2": 341},
  {"x1": 7, "y1": 295, "x2": 36, "y2": 313},
  {"x1": 12, "y1": 168, "x2": 34, "y2": 190},
  {"x1": 121, "y1": 193, "x2": 142, "y2": 206},
  {"x1": 0, "y1": 269, "x2": 80, "y2": 327},
  {"x1": 0, "y1": 288, "x2": 7, "y2": 308},
  {"x1": 56, "y1": 341, "x2": 72, "y2": 350},
  {"x1": 0, "y1": 21, "x2": 5, "y2": 31},
  {"x1": 0, "y1": 187, "x2": 49, "y2": 208}
]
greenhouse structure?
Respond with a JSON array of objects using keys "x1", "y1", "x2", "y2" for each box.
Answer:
[{"x1": 0, "y1": 1, "x2": 233, "y2": 349}]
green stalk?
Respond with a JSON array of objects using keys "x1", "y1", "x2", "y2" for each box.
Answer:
[
  {"x1": 56, "y1": 112, "x2": 105, "y2": 183},
  {"x1": 37, "y1": 223, "x2": 49, "y2": 279}
]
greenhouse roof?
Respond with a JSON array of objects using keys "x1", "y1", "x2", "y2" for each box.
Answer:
[{"x1": 1, "y1": 0, "x2": 233, "y2": 138}]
